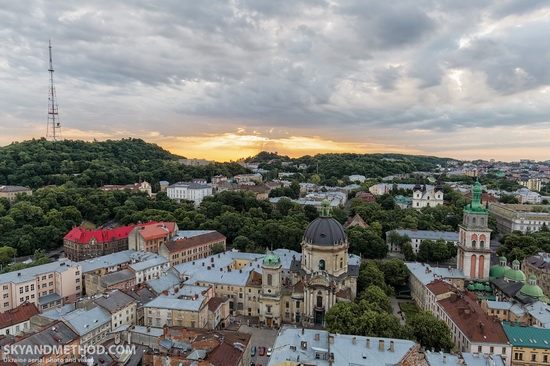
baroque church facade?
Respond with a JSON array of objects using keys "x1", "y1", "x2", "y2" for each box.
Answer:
[{"x1": 259, "y1": 200, "x2": 358, "y2": 326}]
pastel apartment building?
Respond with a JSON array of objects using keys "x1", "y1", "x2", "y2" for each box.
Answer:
[
  {"x1": 0, "y1": 259, "x2": 82, "y2": 313},
  {"x1": 0, "y1": 302, "x2": 39, "y2": 336},
  {"x1": 128, "y1": 221, "x2": 178, "y2": 253},
  {"x1": 158, "y1": 230, "x2": 226, "y2": 265}
]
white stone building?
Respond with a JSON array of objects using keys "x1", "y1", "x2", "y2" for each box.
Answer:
[{"x1": 166, "y1": 181, "x2": 213, "y2": 207}]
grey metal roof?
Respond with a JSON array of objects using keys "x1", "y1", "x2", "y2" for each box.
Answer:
[
  {"x1": 0, "y1": 259, "x2": 79, "y2": 284},
  {"x1": 168, "y1": 181, "x2": 211, "y2": 189},
  {"x1": 37, "y1": 292, "x2": 62, "y2": 305},
  {"x1": 0, "y1": 185, "x2": 31, "y2": 192},
  {"x1": 525, "y1": 301, "x2": 550, "y2": 328},
  {"x1": 268, "y1": 327, "x2": 417, "y2": 366},
  {"x1": 147, "y1": 272, "x2": 182, "y2": 294},
  {"x1": 461, "y1": 353, "x2": 505, "y2": 366},
  {"x1": 129, "y1": 256, "x2": 168, "y2": 272},
  {"x1": 8, "y1": 322, "x2": 78, "y2": 366},
  {"x1": 94, "y1": 290, "x2": 136, "y2": 314},
  {"x1": 130, "y1": 325, "x2": 164, "y2": 337},
  {"x1": 144, "y1": 295, "x2": 205, "y2": 312},
  {"x1": 61, "y1": 306, "x2": 111, "y2": 335},
  {"x1": 78, "y1": 250, "x2": 157, "y2": 273},
  {"x1": 172, "y1": 230, "x2": 216, "y2": 240},
  {"x1": 406, "y1": 262, "x2": 465, "y2": 286},
  {"x1": 424, "y1": 351, "x2": 461, "y2": 366},
  {"x1": 390, "y1": 229, "x2": 459, "y2": 242},
  {"x1": 101, "y1": 268, "x2": 135, "y2": 286},
  {"x1": 42, "y1": 304, "x2": 75, "y2": 319}
]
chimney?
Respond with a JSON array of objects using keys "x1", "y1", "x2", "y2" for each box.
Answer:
[
  {"x1": 207, "y1": 266, "x2": 211, "y2": 270},
  {"x1": 220, "y1": 268, "x2": 222, "y2": 272},
  {"x1": 211, "y1": 257, "x2": 214, "y2": 263},
  {"x1": 212, "y1": 263, "x2": 215, "y2": 268},
  {"x1": 379, "y1": 340, "x2": 384, "y2": 351},
  {"x1": 366, "y1": 339, "x2": 370, "y2": 348},
  {"x1": 390, "y1": 341, "x2": 394, "y2": 352},
  {"x1": 443, "y1": 355, "x2": 447, "y2": 364},
  {"x1": 314, "y1": 333, "x2": 320, "y2": 341},
  {"x1": 163, "y1": 324, "x2": 168, "y2": 338},
  {"x1": 352, "y1": 337, "x2": 356, "y2": 345},
  {"x1": 202, "y1": 263, "x2": 204, "y2": 267},
  {"x1": 329, "y1": 335, "x2": 334, "y2": 344},
  {"x1": 301, "y1": 327, "x2": 304, "y2": 335}
]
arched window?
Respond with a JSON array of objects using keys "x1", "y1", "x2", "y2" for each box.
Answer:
[
  {"x1": 481, "y1": 218, "x2": 485, "y2": 226},
  {"x1": 472, "y1": 240, "x2": 476, "y2": 248},
  {"x1": 319, "y1": 260, "x2": 325, "y2": 271},
  {"x1": 317, "y1": 292, "x2": 323, "y2": 308},
  {"x1": 340, "y1": 258, "x2": 343, "y2": 269},
  {"x1": 472, "y1": 217, "x2": 476, "y2": 225},
  {"x1": 267, "y1": 274, "x2": 272, "y2": 286},
  {"x1": 480, "y1": 240, "x2": 485, "y2": 248}
]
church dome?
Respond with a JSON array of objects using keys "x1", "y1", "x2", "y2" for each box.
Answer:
[
  {"x1": 303, "y1": 199, "x2": 347, "y2": 246},
  {"x1": 520, "y1": 274, "x2": 544, "y2": 298},
  {"x1": 504, "y1": 260, "x2": 526, "y2": 283},
  {"x1": 490, "y1": 256, "x2": 510, "y2": 279},
  {"x1": 263, "y1": 251, "x2": 281, "y2": 267}
]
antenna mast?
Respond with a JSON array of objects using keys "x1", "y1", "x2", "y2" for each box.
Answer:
[{"x1": 46, "y1": 39, "x2": 62, "y2": 141}]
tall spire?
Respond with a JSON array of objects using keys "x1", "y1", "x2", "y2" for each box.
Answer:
[{"x1": 46, "y1": 39, "x2": 63, "y2": 141}]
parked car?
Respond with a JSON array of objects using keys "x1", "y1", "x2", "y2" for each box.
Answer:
[
  {"x1": 251, "y1": 346, "x2": 256, "y2": 357},
  {"x1": 259, "y1": 346, "x2": 266, "y2": 356},
  {"x1": 266, "y1": 348, "x2": 273, "y2": 357}
]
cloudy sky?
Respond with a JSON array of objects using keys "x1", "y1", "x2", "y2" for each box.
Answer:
[{"x1": 1, "y1": 1, "x2": 550, "y2": 161}]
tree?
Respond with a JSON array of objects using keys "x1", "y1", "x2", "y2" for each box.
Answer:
[
  {"x1": 357, "y1": 261, "x2": 392, "y2": 295},
  {"x1": 0, "y1": 246, "x2": 16, "y2": 268},
  {"x1": 211, "y1": 243, "x2": 225, "y2": 254},
  {"x1": 402, "y1": 243, "x2": 416, "y2": 261},
  {"x1": 357, "y1": 285, "x2": 393, "y2": 314},
  {"x1": 378, "y1": 259, "x2": 409, "y2": 290},
  {"x1": 408, "y1": 312, "x2": 454, "y2": 352}
]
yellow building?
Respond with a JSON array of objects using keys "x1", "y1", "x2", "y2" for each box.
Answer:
[{"x1": 502, "y1": 322, "x2": 550, "y2": 365}]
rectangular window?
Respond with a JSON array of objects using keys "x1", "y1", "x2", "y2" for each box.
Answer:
[{"x1": 3, "y1": 285, "x2": 8, "y2": 290}]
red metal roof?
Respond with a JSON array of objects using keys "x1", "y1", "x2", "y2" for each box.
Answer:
[
  {"x1": 162, "y1": 232, "x2": 226, "y2": 253},
  {"x1": 0, "y1": 302, "x2": 40, "y2": 328},
  {"x1": 64, "y1": 225, "x2": 135, "y2": 244},
  {"x1": 134, "y1": 222, "x2": 177, "y2": 240}
]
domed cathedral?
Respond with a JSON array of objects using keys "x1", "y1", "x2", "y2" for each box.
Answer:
[
  {"x1": 457, "y1": 178, "x2": 492, "y2": 280},
  {"x1": 299, "y1": 200, "x2": 357, "y2": 326},
  {"x1": 258, "y1": 200, "x2": 358, "y2": 327}
]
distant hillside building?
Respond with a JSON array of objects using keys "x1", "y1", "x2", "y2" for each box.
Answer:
[
  {"x1": 178, "y1": 158, "x2": 213, "y2": 166},
  {"x1": 64, "y1": 225, "x2": 136, "y2": 261},
  {"x1": 0, "y1": 185, "x2": 32, "y2": 203},
  {"x1": 520, "y1": 177, "x2": 542, "y2": 192},
  {"x1": 166, "y1": 181, "x2": 213, "y2": 207},
  {"x1": 99, "y1": 180, "x2": 152, "y2": 196}
]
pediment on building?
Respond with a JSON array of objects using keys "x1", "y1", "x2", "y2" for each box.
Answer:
[{"x1": 308, "y1": 272, "x2": 331, "y2": 287}]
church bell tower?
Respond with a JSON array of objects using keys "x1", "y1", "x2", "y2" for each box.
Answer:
[{"x1": 457, "y1": 178, "x2": 492, "y2": 280}]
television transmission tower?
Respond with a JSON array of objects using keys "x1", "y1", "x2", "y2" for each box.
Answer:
[{"x1": 46, "y1": 39, "x2": 63, "y2": 141}]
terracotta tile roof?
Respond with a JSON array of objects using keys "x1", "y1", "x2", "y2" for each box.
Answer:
[
  {"x1": 0, "y1": 302, "x2": 40, "y2": 328},
  {"x1": 162, "y1": 232, "x2": 226, "y2": 253},
  {"x1": 134, "y1": 222, "x2": 177, "y2": 240},
  {"x1": 438, "y1": 293, "x2": 509, "y2": 344},
  {"x1": 427, "y1": 280, "x2": 455, "y2": 296}
]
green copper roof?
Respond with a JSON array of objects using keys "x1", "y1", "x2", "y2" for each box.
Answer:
[
  {"x1": 484, "y1": 284, "x2": 492, "y2": 292},
  {"x1": 502, "y1": 322, "x2": 550, "y2": 349},
  {"x1": 490, "y1": 263, "x2": 510, "y2": 279},
  {"x1": 504, "y1": 268, "x2": 526, "y2": 283},
  {"x1": 520, "y1": 274, "x2": 544, "y2": 298},
  {"x1": 474, "y1": 282, "x2": 485, "y2": 291},
  {"x1": 467, "y1": 282, "x2": 476, "y2": 291},
  {"x1": 263, "y1": 251, "x2": 281, "y2": 266},
  {"x1": 464, "y1": 178, "x2": 488, "y2": 214}
]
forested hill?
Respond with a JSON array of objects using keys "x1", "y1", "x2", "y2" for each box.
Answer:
[
  {"x1": 246, "y1": 151, "x2": 452, "y2": 178},
  {"x1": 0, "y1": 138, "x2": 248, "y2": 189}
]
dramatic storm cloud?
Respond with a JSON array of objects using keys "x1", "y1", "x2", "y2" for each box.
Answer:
[{"x1": 1, "y1": 0, "x2": 549, "y2": 161}]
